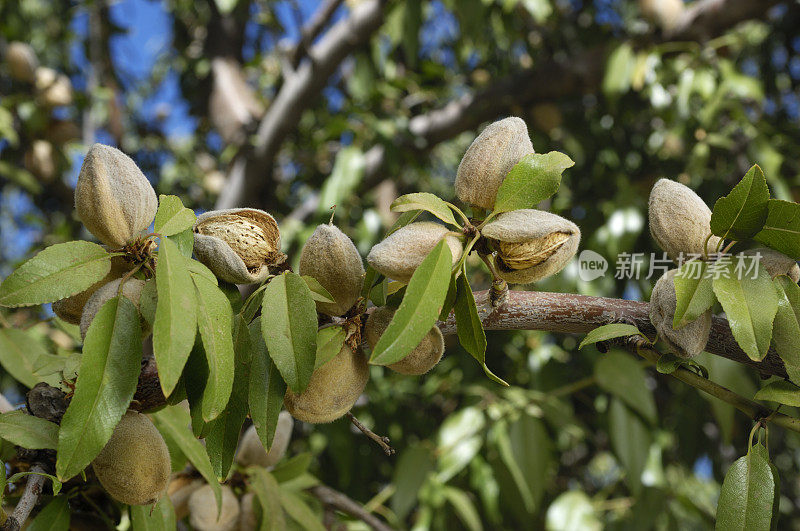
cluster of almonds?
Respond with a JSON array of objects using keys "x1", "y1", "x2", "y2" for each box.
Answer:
[
  {"x1": 5, "y1": 41, "x2": 73, "y2": 106},
  {"x1": 169, "y1": 412, "x2": 294, "y2": 530},
  {"x1": 647, "y1": 179, "x2": 800, "y2": 358},
  {"x1": 367, "y1": 117, "x2": 581, "y2": 286}
]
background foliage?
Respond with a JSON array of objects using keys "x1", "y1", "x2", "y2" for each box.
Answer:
[{"x1": 1, "y1": 0, "x2": 800, "y2": 528}]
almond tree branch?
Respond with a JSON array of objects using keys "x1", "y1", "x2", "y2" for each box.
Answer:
[
  {"x1": 288, "y1": 0, "x2": 346, "y2": 70},
  {"x1": 307, "y1": 484, "x2": 394, "y2": 531},
  {"x1": 0, "y1": 465, "x2": 47, "y2": 531},
  {"x1": 215, "y1": 0, "x2": 388, "y2": 210},
  {"x1": 438, "y1": 289, "x2": 789, "y2": 379},
  {"x1": 360, "y1": 0, "x2": 785, "y2": 184},
  {"x1": 622, "y1": 335, "x2": 800, "y2": 434}
]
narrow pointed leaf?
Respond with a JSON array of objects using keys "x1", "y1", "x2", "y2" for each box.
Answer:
[
  {"x1": 754, "y1": 380, "x2": 800, "y2": 407},
  {"x1": 260, "y1": 272, "x2": 318, "y2": 394},
  {"x1": 0, "y1": 241, "x2": 111, "y2": 307},
  {"x1": 248, "y1": 318, "x2": 286, "y2": 451},
  {"x1": 27, "y1": 496, "x2": 70, "y2": 531},
  {"x1": 715, "y1": 450, "x2": 775, "y2": 531},
  {"x1": 131, "y1": 496, "x2": 176, "y2": 531},
  {"x1": 370, "y1": 240, "x2": 452, "y2": 365},
  {"x1": 153, "y1": 237, "x2": 197, "y2": 396},
  {"x1": 454, "y1": 270, "x2": 506, "y2": 385},
  {"x1": 248, "y1": 468, "x2": 287, "y2": 531},
  {"x1": 154, "y1": 194, "x2": 196, "y2": 237},
  {"x1": 772, "y1": 276, "x2": 800, "y2": 383},
  {"x1": 151, "y1": 406, "x2": 222, "y2": 512},
  {"x1": 673, "y1": 261, "x2": 716, "y2": 328},
  {"x1": 391, "y1": 192, "x2": 459, "y2": 227},
  {"x1": 493, "y1": 152, "x2": 574, "y2": 214},
  {"x1": 192, "y1": 273, "x2": 235, "y2": 422},
  {"x1": 56, "y1": 296, "x2": 142, "y2": 480},
  {"x1": 754, "y1": 199, "x2": 800, "y2": 259},
  {"x1": 205, "y1": 315, "x2": 251, "y2": 480},
  {"x1": 315, "y1": 326, "x2": 347, "y2": 369},
  {"x1": 712, "y1": 258, "x2": 778, "y2": 361},
  {"x1": 0, "y1": 410, "x2": 58, "y2": 449},
  {"x1": 579, "y1": 324, "x2": 646, "y2": 349},
  {"x1": 0, "y1": 328, "x2": 51, "y2": 388},
  {"x1": 710, "y1": 164, "x2": 770, "y2": 240}
]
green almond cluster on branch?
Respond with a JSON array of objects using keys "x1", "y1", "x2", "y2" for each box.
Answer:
[
  {"x1": 645, "y1": 166, "x2": 800, "y2": 379},
  {"x1": 0, "y1": 118, "x2": 582, "y2": 521}
]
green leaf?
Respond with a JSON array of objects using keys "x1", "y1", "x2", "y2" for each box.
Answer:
[
  {"x1": 301, "y1": 275, "x2": 335, "y2": 304},
  {"x1": 0, "y1": 241, "x2": 111, "y2": 307},
  {"x1": 192, "y1": 273, "x2": 235, "y2": 422},
  {"x1": 317, "y1": 147, "x2": 365, "y2": 215},
  {"x1": 754, "y1": 380, "x2": 800, "y2": 406},
  {"x1": 579, "y1": 323, "x2": 646, "y2": 349},
  {"x1": 595, "y1": 351, "x2": 657, "y2": 425},
  {"x1": 6, "y1": 471, "x2": 62, "y2": 496},
  {"x1": 716, "y1": 450, "x2": 775, "y2": 531},
  {"x1": 754, "y1": 199, "x2": 800, "y2": 259},
  {"x1": 545, "y1": 491, "x2": 602, "y2": 531},
  {"x1": 168, "y1": 228, "x2": 194, "y2": 257},
  {"x1": 454, "y1": 270, "x2": 506, "y2": 385},
  {"x1": 0, "y1": 410, "x2": 58, "y2": 449},
  {"x1": 0, "y1": 328, "x2": 51, "y2": 388},
  {"x1": 442, "y1": 486, "x2": 483, "y2": 531},
  {"x1": 712, "y1": 257, "x2": 778, "y2": 361},
  {"x1": 493, "y1": 152, "x2": 573, "y2": 214},
  {"x1": 392, "y1": 445, "x2": 435, "y2": 519},
  {"x1": 315, "y1": 326, "x2": 347, "y2": 369},
  {"x1": 673, "y1": 261, "x2": 716, "y2": 328},
  {"x1": 153, "y1": 237, "x2": 197, "y2": 396},
  {"x1": 439, "y1": 273, "x2": 457, "y2": 321},
  {"x1": 391, "y1": 192, "x2": 459, "y2": 227},
  {"x1": 56, "y1": 296, "x2": 142, "y2": 481},
  {"x1": 710, "y1": 164, "x2": 770, "y2": 240},
  {"x1": 247, "y1": 468, "x2": 287, "y2": 531},
  {"x1": 279, "y1": 490, "x2": 325, "y2": 531},
  {"x1": 154, "y1": 194, "x2": 196, "y2": 237},
  {"x1": 603, "y1": 42, "x2": 635, "y2": 96},
  {"x1": 750, "y1": 443, "x2": 781, "y2": 531},
  {"x1": 656, "y1": 353, "x2": 684, "y2": 375},
  {"x1": 271, "y1": 453, "x2": 313, "y2": 483},
  {"x1": 248, "y1": 318, "x2": 285, "y2": 451},
  {"x1": 131, "y1": 496, "x2": 176, "y2": 531},
  {"x1": 27, "y1": 496, "x2": 70, "y2": 531},
  {"x1": 370, "y1": 240, "x2": 452, "y2": 365},
  {"x1": 260, "y1": 272, "x2": 318, "y2": 394},
  {"x1": 609, "y1": 398, "x2": 651, "y2": 495},
  {"x1": 151, "y1": 406, "x2": 222, "y2": 512},
  {"x1": 772, "y1": 276, "x2": 800, "y2": 383},
  {"x1": 205, "y1": 315, "x2": 251, "y2": 480},
  {"x1": 490, "y1": 415, "x2": 551, "y2": 514}
]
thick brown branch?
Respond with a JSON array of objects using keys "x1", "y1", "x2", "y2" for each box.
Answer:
[
  {"x1": 362, "y1": 0, "x2": 789, "y2": 184},
  {"x1": 215, "y1": 0, "x2": 387, "y2": 210},
  {"x1": 307, "y1": 484, "x2": 393, "y2": 531},
  {"x1": 288, "y1": 0, "x2": 346, "y2": 69},
  {"x1": 438, "y1": 289, "x2": 788, "y2": 379}
]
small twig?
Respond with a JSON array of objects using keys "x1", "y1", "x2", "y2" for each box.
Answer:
[
  {"x1": 308, "y1": 485, "x2": 393, "y2": 531},
  {"x1": 346, "y1": 412, "x2": 395, "y2": 455},
  {"x1": 1, "y1": 465, "x2": 47, "y2": 531},
  {"x1": 624, "y1": 336, "x2": 800, "y2": 434}
]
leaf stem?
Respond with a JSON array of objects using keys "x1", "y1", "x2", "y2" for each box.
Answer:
[{"x1": 445, "y1": 202, "x2": 470, "y2": 228}]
